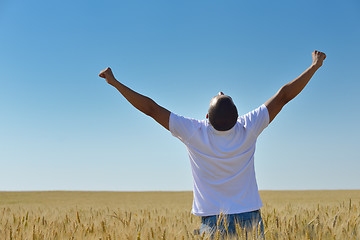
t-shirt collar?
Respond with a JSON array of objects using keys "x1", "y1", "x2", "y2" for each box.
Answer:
[{"x1": 207, "y1": 121, "x2": 236, "y2": 135}]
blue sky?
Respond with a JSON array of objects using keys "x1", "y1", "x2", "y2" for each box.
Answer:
[{"x1": 0, "y1": 0, "x2": 359, "y2": 191}]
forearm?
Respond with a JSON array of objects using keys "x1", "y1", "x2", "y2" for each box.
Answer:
[
  {"x1": 99, "y1": 67, "x2": 171, "y2": 130},
  {"x1": 282, "y1": 64, "x2": 321, "y2": 103},
  {"x1": 110, "y1": 77, "x2": 156, "y2": 116}
]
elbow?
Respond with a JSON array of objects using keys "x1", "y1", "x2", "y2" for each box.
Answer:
[
  {"x1": 144, "y1": 99, "x2": 157, "y2": 117},
  {"x1": 279, "y1": 85, "x2": 292, "y2": 105}
]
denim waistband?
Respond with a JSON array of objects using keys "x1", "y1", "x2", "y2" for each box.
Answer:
[{"x1": 201, "y1": 209, "x2": 261, "y2": 222}]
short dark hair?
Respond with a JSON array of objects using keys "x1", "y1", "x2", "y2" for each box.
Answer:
[{"x1": 208, "y1": 96, "x2": 238, "y2": 131}]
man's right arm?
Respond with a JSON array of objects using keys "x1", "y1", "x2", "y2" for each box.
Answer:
[
  {"x1": 265, "y1": 50, "x2": 326, "y2": 123},
  {"x1": 99, "y1": 67, "x2": 171, "y2": 130}
]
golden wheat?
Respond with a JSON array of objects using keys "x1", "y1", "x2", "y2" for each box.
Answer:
[{"x1": 0, "y1": 191, "x2": 359, "y2": 239}]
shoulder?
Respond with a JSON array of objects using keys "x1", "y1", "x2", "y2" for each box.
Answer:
[
  {"x1": 238, "y1": 105, "x2": 269, "y2": 130},
  {"x1": 169, "y1": 112, "x2": 205, "y2": 142},
  {"x1": 170, "y1": 112, "x2": 203, "y2": 127},
  {"x1": 239, "y1": 105, "x2": 268, "y2": 121}
]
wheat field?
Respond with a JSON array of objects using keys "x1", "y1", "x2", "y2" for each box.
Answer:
[{"x1": 0, "y1": 190, "x2": 359, "y2": 239}]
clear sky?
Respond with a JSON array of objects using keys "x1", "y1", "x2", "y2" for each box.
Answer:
[{"x1": 0, "y1": 0, "x2": 359, "y2": 191}]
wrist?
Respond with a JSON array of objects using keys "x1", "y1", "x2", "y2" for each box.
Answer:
[
  {"x1": 107, "y1": 76, "x2": 119, "y2": 86},
  {"x1": 311, "y1": 62, "x2": 322, "y2": 70}
]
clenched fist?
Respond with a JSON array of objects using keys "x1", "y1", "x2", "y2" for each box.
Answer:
[
  {"x1": 99, "y1": 67, "x2": 117, "y2": 86},
  {"x1": 312, "y1": 50, "x2": 326, "y2": 68}
]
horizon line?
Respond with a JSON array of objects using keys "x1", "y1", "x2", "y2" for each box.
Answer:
[{"x1": 1, "y1": 189, "x2": 359, "y2": 192}]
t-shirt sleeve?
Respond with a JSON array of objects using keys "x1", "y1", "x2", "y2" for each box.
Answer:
[
  {"x1": 241, "y1": 104, "x2": 270, "y2": 137},
  {"x1": 169, "y1": 112, "x2": 202, "y2": 144}
]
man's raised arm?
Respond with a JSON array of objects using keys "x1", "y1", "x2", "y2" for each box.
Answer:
[
  {"x1": 99, "y1": 67, "x2": 171, "y2": 130},
  {"x1": 265, "y1": 50, "x2": 327, "y2": 123}
]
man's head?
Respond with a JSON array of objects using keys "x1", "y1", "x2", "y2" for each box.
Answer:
[{"x1": 207, "y1": 92, "x2": 238, "y2": 131}]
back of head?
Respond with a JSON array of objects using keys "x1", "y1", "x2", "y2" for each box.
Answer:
[{"x1": 208, "y1": 95, "x2": 238, "y2": 131}]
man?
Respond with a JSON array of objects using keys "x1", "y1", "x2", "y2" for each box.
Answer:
[{"x1": 99, "y1": 51, "x2": 326, "y2": 237}]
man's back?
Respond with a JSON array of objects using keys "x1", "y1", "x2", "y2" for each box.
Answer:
[
  {"x1": 170, "y1": 104, "x2": 269, "y2": 216},
  {"x1": 99, "y1": 50, "x2": 326, "y2": 237}
]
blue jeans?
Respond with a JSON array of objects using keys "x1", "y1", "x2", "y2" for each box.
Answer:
[{"x1": 200, "y1": 210, "x2": 265, "y2": 239}]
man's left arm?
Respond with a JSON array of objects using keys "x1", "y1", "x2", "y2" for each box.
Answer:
[
  {"x1": 265, "y1": 50, "x2": 326, "y2": 124},
  {"x1": 99, "y1": 67, "x2": 171, "y2": 131}
]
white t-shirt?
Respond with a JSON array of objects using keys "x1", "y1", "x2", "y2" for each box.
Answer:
[{"x1": 169, "y1": 104, "x2": 269, "y2": 216}]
